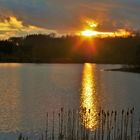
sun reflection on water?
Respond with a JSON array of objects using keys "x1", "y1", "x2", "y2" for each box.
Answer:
[{"x1": 80, "y1": 63, "x2": 99, "y2": 130}]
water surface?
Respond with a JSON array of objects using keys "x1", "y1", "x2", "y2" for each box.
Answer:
[{"x1": 0, "y1": 63, "x2": 139, "y2": 139}]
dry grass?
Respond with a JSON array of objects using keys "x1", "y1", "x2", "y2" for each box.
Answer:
[{"x1": 18, "y1": 107, "x2": 140, "y2": 140}]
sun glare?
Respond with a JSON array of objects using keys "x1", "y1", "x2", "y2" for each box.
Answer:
[
  {"x1": 81, "y1": 29, "x2": 97, "y2": 37},
  {"x1": 78, "y1": 18, "x2": 131, "y2": 38}
]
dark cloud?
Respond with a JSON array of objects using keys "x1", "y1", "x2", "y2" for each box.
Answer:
[{"x1": 0, "y1": 0, "x2": 140, "y2": 34}]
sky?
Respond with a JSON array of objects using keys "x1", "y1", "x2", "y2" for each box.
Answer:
[{"x1": 0, "y1": 0, "x2": 140, "y2": 39}]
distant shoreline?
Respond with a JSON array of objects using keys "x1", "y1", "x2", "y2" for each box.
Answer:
[
  {"x1": 0, "y1": 59, "x2": 139, "y2": 65},
  {"x1": 0, "y1": 60, "x2": 140, "y2": 73},
  {"x1": 106, "y1": 66, "x2": 140, "y2": 73}
]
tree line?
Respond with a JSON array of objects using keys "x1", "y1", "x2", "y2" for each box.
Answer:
[{"x1": 0, "y1": 34, "x2": 140, "y2": 64}]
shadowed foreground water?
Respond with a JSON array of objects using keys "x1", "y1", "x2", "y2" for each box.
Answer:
[{"x1": 0, "y1": 63, "x2": 139, "y2": 139}]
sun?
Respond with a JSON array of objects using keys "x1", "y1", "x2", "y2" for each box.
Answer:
[{"x1": 81, "y1": 29, "x2": 98, "y2": 37}]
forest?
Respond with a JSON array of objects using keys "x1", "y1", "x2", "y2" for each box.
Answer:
[{"x1": 0, "y1": 34, "x2": 140, "y2": 64}]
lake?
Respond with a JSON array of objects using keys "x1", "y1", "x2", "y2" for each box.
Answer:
[{"x1": 0, "y1": 63, "x2": 139, "y2": 139}]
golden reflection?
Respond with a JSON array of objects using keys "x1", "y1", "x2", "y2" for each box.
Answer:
[
  {"x1": 80, "y1": 63, "x2": 99, "y2": 130},
  {"x1": 0, "y1": 63, "x2": 21, "y2": 67}
]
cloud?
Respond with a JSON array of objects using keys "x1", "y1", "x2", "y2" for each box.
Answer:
[
  {"x1": 77, "y1": 1, "x2": 140, "y2": 31},
  {"x1": 0, "y1": 16, "x2": 56, "y2": 39},
  {"x1": 0, "y1": 0, "x2": 140, "y2": 37}
]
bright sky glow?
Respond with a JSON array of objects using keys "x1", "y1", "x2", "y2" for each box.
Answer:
[{"x1": 81, "y1": 30, "x2": 97, "y2": 37}]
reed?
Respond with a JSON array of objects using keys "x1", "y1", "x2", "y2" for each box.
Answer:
[{"x1": 17, "y1": 108, "x2": 140, "y2": 140}]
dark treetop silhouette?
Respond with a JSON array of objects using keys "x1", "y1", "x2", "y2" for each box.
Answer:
[{"x1": 0, "y1": 34, "x2": 140, "y2": 64}]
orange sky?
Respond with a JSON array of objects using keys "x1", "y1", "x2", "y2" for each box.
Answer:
[
  {"x1": 0, "y1": 0, "x2": 140, "y2": 39},
  {"x1": 0, "y1": 16, "x2": 132, "y2": 39}
]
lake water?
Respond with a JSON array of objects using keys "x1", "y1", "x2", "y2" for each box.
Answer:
[{"x1": 0, "y1": 63, "x2": 140, "y2": 139}]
